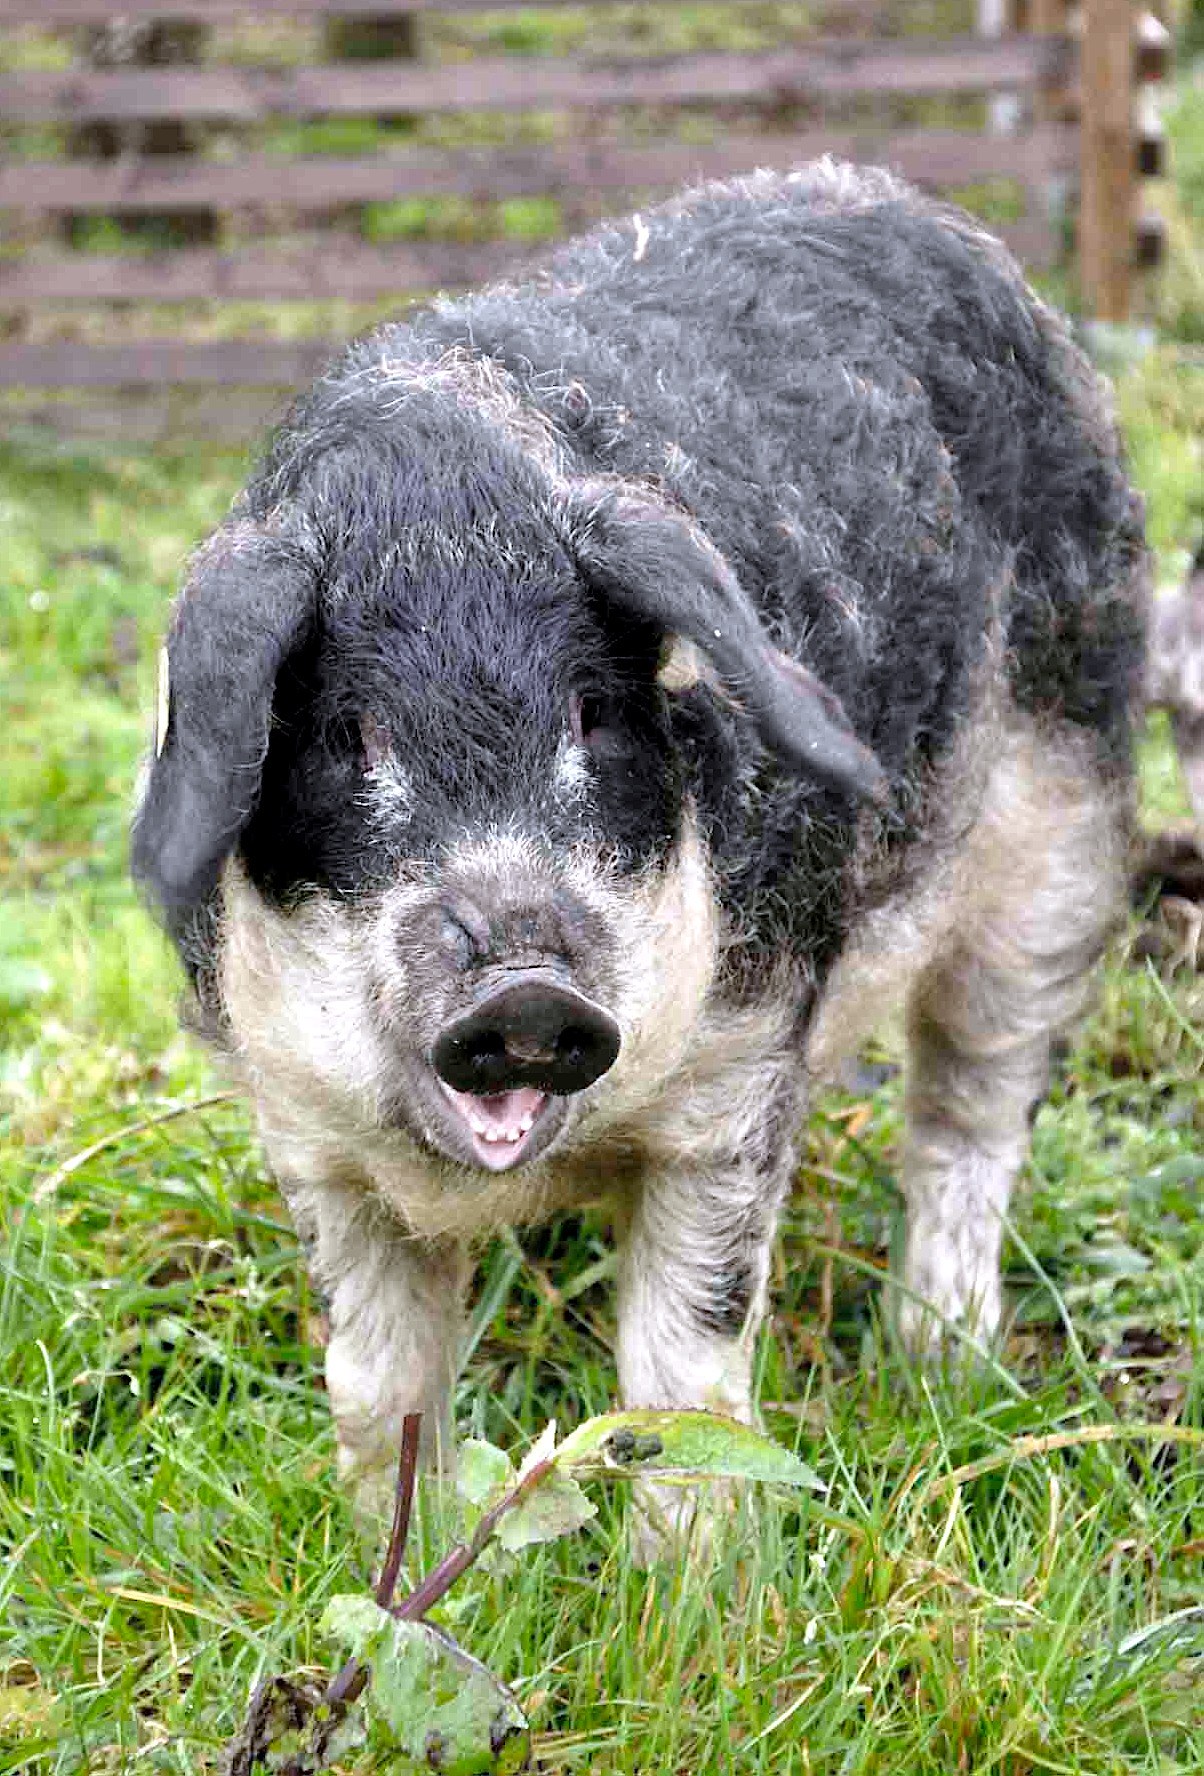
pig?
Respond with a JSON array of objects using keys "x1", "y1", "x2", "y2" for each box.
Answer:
[
  {"x1": 1147, "y1": 543, "x2": 1204, "y2": 830},
  {"x1": 132, "y1": 161, "x2": 1147, "y2": 1540}
]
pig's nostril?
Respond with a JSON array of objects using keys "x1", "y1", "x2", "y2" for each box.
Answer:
[
  {"x1": 460, "y1": 1029, "x2": 508, "y2": 1082},
  {"x1": 556, "y1": 1025, "x2": 605, "y2": 1073},
  {"x1": 432, "y1": 976, "x2": 620, "y2": 1097}
]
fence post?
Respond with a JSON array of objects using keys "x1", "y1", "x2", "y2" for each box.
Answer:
[{"x1": 1079, "y1": 0, "x2": 1136, "y2": 321}]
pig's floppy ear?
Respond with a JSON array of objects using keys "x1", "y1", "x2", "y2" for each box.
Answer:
[
  {"x1": 131, "y1": 528, "x2": 317, "y2": 919},
  {"x1": 566, "y1": 484, "x2": 887, "y2": 804}
]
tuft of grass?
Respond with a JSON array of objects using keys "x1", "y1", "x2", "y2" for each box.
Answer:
[
  {"x1": 1153, "y1": 76, "x2": 1204, "y2": 345},
  {"x1": 6, "y1": 1102, "x2": 1203, "y2": 1773}
]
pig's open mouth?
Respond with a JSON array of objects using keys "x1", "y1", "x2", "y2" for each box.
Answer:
[
  {"x1": 426, "y1": 970, "x2": 621, "y2": 1171},
  {"x1": 438, "y1": 1081, "x2": 551, "y2": 1171}
]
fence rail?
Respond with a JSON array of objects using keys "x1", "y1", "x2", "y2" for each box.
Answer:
[
  {"x1": 0, "y1": 37, "x2": 1070, "y2": 125},
  {"x1": 0, "y1": 125, "x2": 1077, "y2": 216},
  {"x1": 0, "y1": 0, "x2": 886, "y2": 19}
]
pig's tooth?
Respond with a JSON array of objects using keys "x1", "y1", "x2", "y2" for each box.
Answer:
[
  {"x1": 474, "y1": 1119, "x2": 519, "y2": 1144},
  {"x1": 440, "y1": 1082, "x2": 545, "y2": 1149}
]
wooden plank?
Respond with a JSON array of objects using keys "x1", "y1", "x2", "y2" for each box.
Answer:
[
  {"x1": 0, "y1": 37, "x2": 1069, "y2": 127},
  {"x1": 1027, "y1": 0, "x2": 1067, "y2": 123},
  {"x1": 0, "y1": 139, "x2": 1068, "y2": 311},
  {"x1": 998, "y1": 214, "x2": 1060, "y2": 268},
  {"x1": 0, "y1": 0, "x2": 879, "y2": 20},
  {"x1": 0, "y1": 125, "x2": 1078, "y2": 214},
  {"x1": 0, "y1": 237, "x2": 531, "y2": 302},
  {"x1": 2, "y1": 386, "x2": 290, "y2": 447},
  {"x1": 1079, "y1": 0, "x2": 1134, "y2": 321},
  {"x1": 0, "y1": 338, "x2": 338, "y2": 387}
]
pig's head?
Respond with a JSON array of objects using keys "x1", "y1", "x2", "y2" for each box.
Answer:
[{"x1": 133, "y1": 392, "x2": 883, "y2": 1177}]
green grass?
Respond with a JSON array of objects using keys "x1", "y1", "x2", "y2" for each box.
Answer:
[
  {"x1": 4, "y1": 1047, "x2": 1204, "y2": 1771},
  {"x1": 4, "y1": 38, "x2": 1204, "y2": 1776}
]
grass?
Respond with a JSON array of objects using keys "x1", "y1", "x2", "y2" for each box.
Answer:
[
  {"x1": 3, "y1": 27, "x2": 1204, "y2": 1776},
  {"x1": 5, "y1": 1056, "x2": 1204, "y2": 1772}
]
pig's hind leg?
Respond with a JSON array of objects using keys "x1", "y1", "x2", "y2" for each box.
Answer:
[{"x1": 897, "y1": 722, "x2": 1127, "y2": 1356}]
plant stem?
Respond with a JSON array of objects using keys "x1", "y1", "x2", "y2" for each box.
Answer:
[
  {"x1": 391, "y1": 1452, "x2": 557, "y2": 1622},
  {"x1": 325, "y1": 1414, "x2": 422, "y2": 1709},
  {"x1": 376, "y1": 1412, "x2": 422, "y2": 1608}
]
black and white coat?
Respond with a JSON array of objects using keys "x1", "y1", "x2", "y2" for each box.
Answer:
[{"x1": 134, "y1": 161, "x2": 1148, "y2": 1542}]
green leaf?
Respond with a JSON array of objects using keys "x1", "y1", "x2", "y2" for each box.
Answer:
[
  {"x1": 320, "y1": 1596, "x2": 530, "y2": 1774},
  {"x1": 513, "y1": 1417, "x2": 558, "y2": 1484},
  {"x1": 456, "y1": 1439, "x2": 516, "y2": 1508},
  {"x1": 496, "y1": 1464, "x2": 596, "y2": 1551},
  {"x1": 1070, "y1": 1604, "x2": 1204, "y2": 1701},
  {"x1": 555, "y1": 1409, "x2": 824, "y2": 1491},
  {"x1": 1079, "y1": 1235, "x2": 1153, "y2": 1276}
]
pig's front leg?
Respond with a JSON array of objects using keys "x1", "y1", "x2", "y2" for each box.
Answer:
[
  {"x1": 281, "y1": 1170, "x2": 471, "y2": 1524},
  {"x1": 613, "y1": 1137, "x2": 794, "y2": 1559}
]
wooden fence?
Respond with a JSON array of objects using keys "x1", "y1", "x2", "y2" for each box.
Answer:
[{"x1": 0, "y1": 0, "x2": 1170, "y2": 436}]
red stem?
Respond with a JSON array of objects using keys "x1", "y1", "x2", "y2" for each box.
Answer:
[
  {"x1": 376, "y1": 1413, "x2": 422, "y2": 1608},
  {"x1": 325, "y1": 1414, "x2": 423, "y2": 1709},
  {"x1": 390, "y1": 1453, "x2": 557, "y2": 1622}
]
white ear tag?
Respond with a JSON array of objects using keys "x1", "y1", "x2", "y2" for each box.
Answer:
[
  {"x1": 154, "y1": 645, "x2": 170, "y2": 758},
  {"x1": 657, "y1": 635, "x2": 720, "y2": 694}
]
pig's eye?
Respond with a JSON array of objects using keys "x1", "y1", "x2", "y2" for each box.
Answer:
[{"x1": 570, "y1": 690, "x2": 630, "y2": 761}]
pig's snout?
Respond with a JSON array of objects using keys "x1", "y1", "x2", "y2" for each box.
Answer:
[{"x1": 432, "y1": 973, "x2": 621, "y2": 1097}]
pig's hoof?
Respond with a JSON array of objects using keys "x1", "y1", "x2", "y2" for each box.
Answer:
[
  {"x1": 893, "y1": 1283, "x2": 1003, "y2": 1368},
  {"x1": 627, "y1": 1476, "x2": 739, "y2": 1569}
]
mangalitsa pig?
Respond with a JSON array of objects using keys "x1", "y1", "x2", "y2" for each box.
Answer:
[{"x1": 133, "y1": 161, "x2": 1148, "y2": 1537}]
